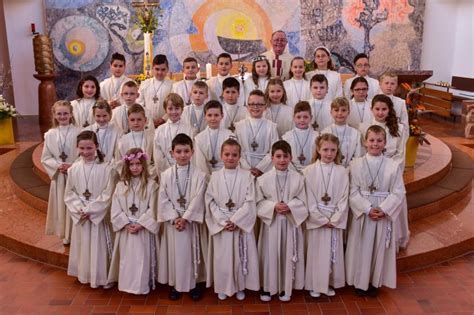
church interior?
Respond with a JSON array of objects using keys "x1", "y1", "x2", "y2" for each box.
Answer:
[{"x1": 0, "y1": 0, "x2": 473, "y2": 314}]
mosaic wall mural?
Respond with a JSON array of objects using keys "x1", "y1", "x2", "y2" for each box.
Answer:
[{"x1": 45, "y1": 0, "x2": 426, "y2": 99}]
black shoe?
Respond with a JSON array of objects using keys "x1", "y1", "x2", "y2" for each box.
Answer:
[
  {"x1": 355, "y1": 288, "x2": 367, "y2": 297},
  {"x1": 190, "y1": 287, "x2": 202, "y2": 301},
  {"x1": 169, "y1": 288, "x2": 181, "y2": 300},
  {"x1": 366, "y1": 285, "x2": 379, "y2": 297}
]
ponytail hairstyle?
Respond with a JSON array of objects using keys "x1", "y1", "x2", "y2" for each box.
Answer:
[
  {"x1": 313, "y1": 133, "x2": 342, "y2": 165},
  {"x1": 51, "y1": 100, "x2": 75, "y2": 128},
  {"x1": 265, "y1": 77, "x2": 288, "y2": 105},
  {"x1": 121, "y1": 147, "x2": 149, "y2": 198},
  {"x1": 76, "y1": 130, "x2": 104, "y2": 163},
  {"x1": 372, "y1": 94, "x2": 399, "y2": 137}
]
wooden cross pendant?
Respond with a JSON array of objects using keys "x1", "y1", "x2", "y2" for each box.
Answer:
[
  {"x1": 312, "y1": 121, "x2": 319, "y2": 130},
  {"x1": 59, "y1": 151, "x2": 68, "y2": 162},
  {"x1": 152, "y1": 96, "x2": 159, "y2": 104},
  {"x1": 228, "y1": 123, "x2": 235, "y2": 132},
  {"x1": 369, "y1": 183, "x2": 377, "y2": 193},
  {"x1": 251, "y1": 140, "x2": 259, "y2": 152},
  {"x1": 83, "y1": 189, "x2": 92, "y2": 201},
  {"x1": 209, "y1": 156, "x2": 218, "y2": 168},
  {"x1": 177, "y1": 195, "x2": 187, "y2": 208},
  {"x1": 298, "y1": 152, "x2": 306, "y2": 165},
  {"x1": 225, "y1": 199, "x2": 235, "y2": 210},
  {"x1": 321, "y1": 193, "x2": 331, "y2": 205},
  {"x1": 129, "y1": 203, "x2": 138, "y2": 214}
]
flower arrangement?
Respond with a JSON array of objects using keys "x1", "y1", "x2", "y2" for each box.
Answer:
[
  {"x1": 135, "y1": 8, "x2": 158, "y2": 33},
  {"x1": 134, "y1": 73, "x2": 152, "y2": 85},
  {"x1": 0, "y1": 94, "x2": 17, "y2": 120},
  {"x1": 402, "y1": 83, "x2": 430, "y2": 145}
]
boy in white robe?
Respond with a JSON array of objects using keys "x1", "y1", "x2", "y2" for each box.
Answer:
[
  {"x1": 42, "y1": 100, "x2": 81, "y2": 245},
  {"x1": 172, "y1": 57, "x2": 199, "y2": 105},
  {"x1": 321, "y1": 97, "x2": 362, "y2": 168},
  {"x1": 345, "y1": 125, "x2": 405, "y2": 297},
  {"x1": 194, "y1": 100, "x2": 234, "y2": 176},
  {"x1": 181, "y1": 81, "x2": 209, "y2": 136},
  {"x1": 137, "y1": 54, "x2": 173, "y2": 127},
  {"x1": 256, "y1": 140, "x2": 308, "y2": 302},
  {"x1": 205, "y1": 138, "x2": 260, "y2": 300},
  {"x1": 64, "y1": 131, "x2": 117, "y2": 288},
  {"x1": 379, "y1": 72, "x2": 409, "y2": 132},
  {"x1": 343, "y1": 53, "x2": 381, "y2": 100},
  {"x1": 100, "y1": 52, "x2": 133, "y2": 109},
  {"x1": 303, "y1": 134, "x2": 349, "y2": 297},
  {"x1": 221, "y1": 77, "x2": 247, "y2": 132},
  {"x1": 307, "y1": 74, "x2": 333, "y2": 132},
  {"x1": 153, "y1": 93, "x2": 193, "y2": 176},
  {"x1": 157, "y1": 133, "x2": 207, "y2": 301},
  {"x1": 282, "y1": 101, "x2": 319, "y2": 172},
  {"x1": 111, "y1": 81, "x2": 154, "y2": 134},
  {"x1": 207, "y1": 53, "x2": 231, "y2": 102},
  {"x1": 116, "y1": 104, "x2": 155, "y2": 177},
  {"x1": 107, "y1": 148, "x2": 159, "y2": 295},
  {"x1": 235, "y1": 90, "x2": 278, "y2": 177}
]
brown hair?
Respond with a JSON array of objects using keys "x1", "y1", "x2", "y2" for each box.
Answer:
[
  {"x1": 120, "y1": 147, "x2": 149, "y2": 197},
  {"x1": 371, "y1": 94, "x2": 399, "y2": 137},
  {"x1": 265, "y1": 77, "x2": 288, "y2": 105},
  {"x1": 76, "y1": 75, "x2": 100, "y2": 99},
  {"x1": 289, "y1": 56, "x2": 307, "y2": 80},
  {"x1": 204, "y1": 100, "x2": 223, "y2": 115},
  {"x1": 76, "y1": 130, "x2": 104, "y2": 163},
  {"x1": 220, "y1": 138, "x2": 241, "y2": 156},
  {"x1": 313, "y1": 133, "x2": 342, "y2": 164},
  {"x1": 51, "y1": 100, "x2": 75, "y2": 128},
  {"x1": 127, "y1": 103, "x2": 146, "y2": 117},
  {"x1": 271, "y1": 140, "x2": 292, "y2": 156},
  {"x1": 192, "y1": 80, "x2": 209, "y2": 92},
  {"x1": 171, "y1": 133, "x2": 193, "y2": 151},
  {"x1": 163, "y1": 93, "x2": 184, "y2": 111},
  {"x1": 349, "y1": 76, "x2": 369, "y2": 99},
  {"x1": 183, "y1": 57, "x2": 198, "y2": 65},
  {"x1": 365, "y1": 124, "x2": 387, "y2": 141},
  {"x1": 251, "y1": 57, "x2": 271, "y2": 85},
  {"x1": 330, "y1": 97, "x2": 350, "y2": 111},
  {"x1": 293, "y1": 101, "x2": 312, "y2": 116},
  {"x1": 92, "y1": 99, "x2": 112, "y2": 116},
  {"x1": 310, "y1": 74, "x2": 328, "y2": 87},
  {"x1": 122, "y1": 80, "x2": 138, "y2": 91},
  {"x1": 313, "y1": 47, "x2": 335, "y2": 71}
]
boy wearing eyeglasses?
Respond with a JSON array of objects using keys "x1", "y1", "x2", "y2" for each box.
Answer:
[
  {"x1": 234, "y1": 89, "x2": 278, "y2": 177},
  {"x1": 343, "y1": 53, "x2": 381, "y2": 100}
]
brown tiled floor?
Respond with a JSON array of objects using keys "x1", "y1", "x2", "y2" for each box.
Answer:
[{"x1": 0, "y1": 247, "x2": 473, "y2": 315}]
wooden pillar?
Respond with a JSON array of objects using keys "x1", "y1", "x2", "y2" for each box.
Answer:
[{"x1": 33, "y1": 73, "x2": 57, "y2": 136}]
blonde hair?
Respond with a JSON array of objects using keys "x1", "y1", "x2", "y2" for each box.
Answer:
[
  {"x1": 264, "y1": 77, "x2": 288, "y2": 105},
  {"x1": 379, "y1": 71, "x2": 398, "y2": 82},
  {"x1": 120, "y1": 148, "x2": 149, "y2": 198},
  {"x1": 330, "y1": 97, "x2": 350, "y2": 111},
  {"x1": 163, "y1": 93, "x2": 184, "y2": 111},
  {"x1": 313, "y1": 133, "x2": 342, "y2": 165},
  {"x1": 51, "y1": 100, "x2": 75, "y2": 127}
]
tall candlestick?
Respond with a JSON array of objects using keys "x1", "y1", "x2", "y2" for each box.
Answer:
[
  {"x1": 31, "y1": 23, "x2": 36, "y2": 34},
  {"x1": 206, "y1": 63, "x2": 212, "y2": 79}
]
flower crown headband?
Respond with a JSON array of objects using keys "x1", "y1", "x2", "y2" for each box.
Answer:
[
  {"x1": 122, "y1": 151, "x2": 148, "y2": 161},
  {"x1": 252, "y1": 55, "x2": 268, "y2": 63}
]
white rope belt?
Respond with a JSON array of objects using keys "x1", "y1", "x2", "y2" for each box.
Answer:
[{"x1": 361, "y1": 190, "x2": 392, "y2": 248}]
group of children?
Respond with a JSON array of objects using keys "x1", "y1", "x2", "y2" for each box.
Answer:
[{"x1": 40, "y1": 49, "x2": 409, "y2": 301}]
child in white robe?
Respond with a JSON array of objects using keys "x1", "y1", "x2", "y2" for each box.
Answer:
[
  {"x1": 83, "y1": 100, "x2": 120, "y2": 164},
  {"x1": 379, "y1": 72, "x2": 409, "y2": 132},
  {"x1": 282, "y1": 101, "x2": 319, "y2": 172},
  {"x1": 42, "y1": 101, "x2": 82, "y2": 245},
  {"x1": 303, "y1": 134, "x2": 349, "y2": 298},
  {"x1": 111, "y1": 81, "x2": 154, "y2": 134},
  {"x1": 243, "y1": 56, "x2": 271, "y2": 102},
  {"x1": 343, "y1": 53, "x2": 381, "y2": 100},
  {"x1": 207, "y1": 53, "x2": 233, "y2": 103},
  {"x1": 116, "y1": 104, "x2": 155, "y2": 176},
  {"x1": 157, "y1": 134, "x2": 207, "y2": 301},
  {"x1": 308, "y1": 74, "x2": 333, "y2": 132},
  {"x1": 153, "y1": 93, "x2": 193, "y2": 176},
  {"x1": 264, "y1": 78, "x2": 293, "y2": 138},
  {"x1": 107, "y1": 148, "x2": 159, "y2": 295},
  {"x1": 256, "y1": 140, "x2": 308, "y2": 302},
  {"x1": 322, "y1": 97, "x2": 362, "y2": 168},
  {"x1": 137, "y1": 54, "x2": 173, "y2": 127},
  {"x1": 100, "y1": 52, "x2": 133, "y2": 109},
  {"x1": 345, "y1": 125, "x2": 405, "y2": 297},
  {"x1": 306, "y1": 46, "x2": 343, "y2": 102},
  {"x1": 71, "y1": 75, "x2": 100, "y2": 128},
  {"x1": 205, "y1": 138, "x2": 260, "y2": 300},
  {"x1": 347, "y1": 77, "x2": 374, "y2": 129},
  {"x1": 235, "y1": 89, "x2": 278, "y2": 177},
  {"x1": 221, "y1": 77, "x2": 247, "y2": 132},
  {"x1": 64, "y1": 131, "x2": 117, "y2": 288},
  {"x1": 284, "y1": 57, "x2": 311, "y2": 108},
  {"x1": 194, "y1": 100, "x2": 233, "y2": 175},
  {"x1": 172, "y1": 57, "x2": 199, "y2": 105},
  {"x1": 181, "y1": 81, "x2": 209, "y2": 136}
]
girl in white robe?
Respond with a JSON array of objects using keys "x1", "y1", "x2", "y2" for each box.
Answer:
[
  {"x1": 243, "y1": 56, "x2": 271, "y2": 102},
  {"x1": 256, "y1": 140, "x2": 308, "y2": 302},
  {"x1": 82, "y1": 100, "x2": 120, "y2": 164},
  {"x1": 157, "y1": 134, "x2": 208, "y2": 301},
  {"x1": 71, "y1": 75, "x2": 100, "y2": 128},
  {"x1": 345, "y1": 125, "x2": 405, "y2": 296},
  {"x1": 283, "y1": 57, "x2": 311, "y2": 108},
  {"x1": 205, "y1": 139, "x2": 260, "y2": 301},
  {"x1": 358, "y1": 95, "x2": 409, "y2": 249},
  {"x1": 64, "y1": 131, "x2": 117, "y2": 288},
  {"x1": 107, "y1": 148, "x2": 159, "y2": 295},
  {"x1": 41, "y1": 100, "x2": 82, "y2": 245},
  {"x1": 346, "y1": 77, "x2": 374, "y2": 129},
  {"x1": 264, "y1": 78, "x2": 293, "y2": 138},
  {"x1": 303, "y1": 134, "x2": 349, "y2": 298}
]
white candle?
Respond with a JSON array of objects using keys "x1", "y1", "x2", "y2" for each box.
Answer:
[{"x1": 206, "y1": 63, "x2": 212, "y2": 79}]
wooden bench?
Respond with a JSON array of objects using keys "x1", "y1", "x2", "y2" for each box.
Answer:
[{"x1": 419, "y1": 83, "x2": 454, "y2": 119}]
